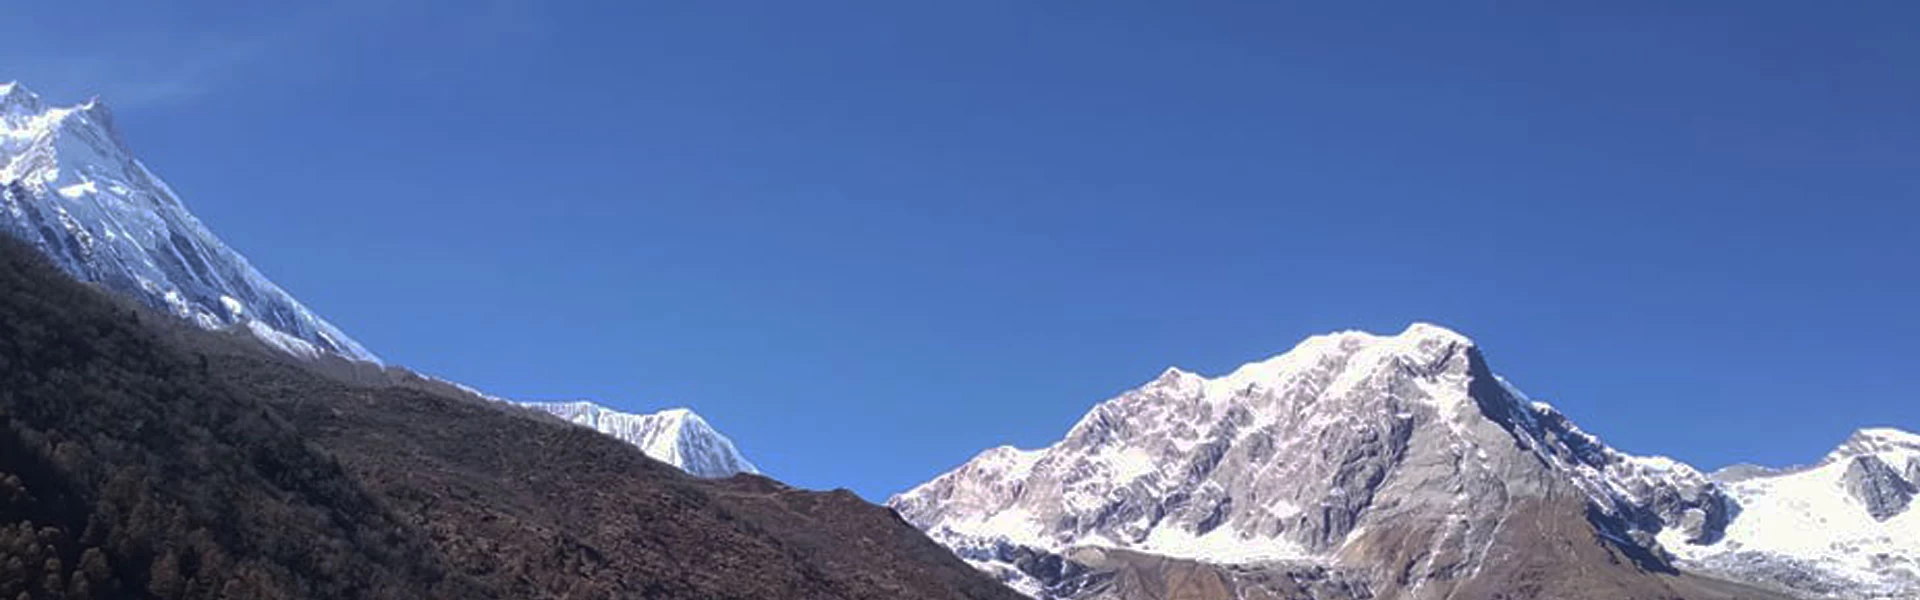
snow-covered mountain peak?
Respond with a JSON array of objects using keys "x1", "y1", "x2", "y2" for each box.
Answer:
[
  {"x1": 645, "y1": 406, "x2": 730, "y2": 449},
  {"x1": 1220, "y1": 321, "x2": 1468, "y2": 374},
  {"x1": 651, "y1": 406, "x2": 699, "y2": 423},
  {"x1": 522, "y1": 400, "x2": 759, "y2": 478},
  {"x1": 1152, "y1": 366, "x2": 1196, "y2": 380},
  {"x1": 892, "y1": 323, "x2": 1746, "y2": 598},
  {"x1": 1827, "y1": 427, "x2": 1920, "y2": 463},
  {"x1": 1061, "y1": 323, "x2": 1491, "y2": 453},
  {"x1": 1315, "y1": 321, "x2": 1474, "y2": 350},
  {"x1": 1143, "y1": 367, "x2": 1203, "y2": 396},
  {"x1": 897, "y1": 324, "x2": 1916, "y2": 599},
  {"x1": 2, "y1": 84, "x2": 98, "y2": 146},
  {"x1": 0, "y1": 81, "x2": 378, "y2": 362},
  {"x1": 1396, "y1": 320, "x2": 1474, "y2": 343},
  {"x1": 1, "y1": 81, "x2": 36, "y2": 110}
]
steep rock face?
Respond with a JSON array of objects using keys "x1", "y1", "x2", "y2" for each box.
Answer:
[
  {"x1": 0, "y1": 82, "x2": 375, "y2": 362},
  {"x1": 892, "y1": 324, "x2": 1746, "y2": 600},
  {"x1": 521, "y1": 401, "x2": 759, "y2": 478},
  {"x1": 1842, "y1": 455, "x2": 1915, "y2": 521},
  {"x1": 1681, "y1": 428, "x2": 1920, "y2": 599}
]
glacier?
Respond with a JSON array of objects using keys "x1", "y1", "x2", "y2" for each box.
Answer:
[
  {"x1": 0, "y1": 81, "x2": 377, "y2": 362},
  {"x1": 1676, "y1": 428, "x2": 1920, "y2": 598}
]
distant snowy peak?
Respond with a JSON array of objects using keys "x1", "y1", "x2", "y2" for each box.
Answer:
[
  {"x1": 0, "y1": 81, "x2": 376, "y2": 362},
  {"x1": 899, "y1": 323, "x2": 1917, "y2": 600},
  {"x1": 522, "y1": 400, "x2": 759, "y2": 478},
  {"x1": 892, "y1": 323, "x2": 1739, "y2": 598}
]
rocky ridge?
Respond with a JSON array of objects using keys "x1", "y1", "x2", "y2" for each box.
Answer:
[
  {"x1": 892, "y1": 324, "x2": 1779, "y2": 599},
  {"x1": 891, "y1": 324, "x2": 1894, "y2": 599}
]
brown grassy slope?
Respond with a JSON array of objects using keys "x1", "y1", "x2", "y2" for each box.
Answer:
[{"x1": 220, "y1": 353, "x2": 1025, "y2": 600}]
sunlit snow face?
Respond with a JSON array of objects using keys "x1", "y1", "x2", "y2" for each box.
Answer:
[
  {"x1": 1652, "y1": 430, "x2": 1920, "y2": 597},
  {"x1": 0, "y1": 81, "x2": 380, "y2": 363},
  {"x1": 903, "y1": 326, "x2": 1537, "y2": 562},
  {"x1": 521, "y1": 401, "x2": 759, "y2": 478}
]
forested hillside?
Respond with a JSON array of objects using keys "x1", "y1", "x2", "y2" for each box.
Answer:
[{"x1": 0, "y1": 235, "x2": 1020, "y2": 600}]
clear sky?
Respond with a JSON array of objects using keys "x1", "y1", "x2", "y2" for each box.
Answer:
[{"x1": 5, "y1": 2, "x2": 1916, "y2": 500}]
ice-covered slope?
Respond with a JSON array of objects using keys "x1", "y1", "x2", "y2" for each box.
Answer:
[
  {"x1": 1676, "y1": 428, "x2": 1920, "y2": 599},
  {"x1": 891, "y1": 324, "x2": 1744, "y2": 600},
  {"x1": 0, "y1": 81, "x2": 376, "y2": 362},
  {"x1": 523, "y1": 400, "x2": 759, "y2": 478}
]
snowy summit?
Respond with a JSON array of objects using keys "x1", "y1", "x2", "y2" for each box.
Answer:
[
  {"x1": 0, "y1": 82, "x2": 376, "y2": 362},
  {"x1": 522, "y1": 400, "x2": 760, "y2": 478},
  {"x1": 893, "y1": 323, "x2": 1917, "y2": 600}
]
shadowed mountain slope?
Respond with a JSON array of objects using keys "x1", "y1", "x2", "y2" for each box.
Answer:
[{"x1": 0, "y1": 234, "x2": 1021, "y2": 600}]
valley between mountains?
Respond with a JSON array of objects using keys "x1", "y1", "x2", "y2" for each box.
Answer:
[{"x1": 2, "y1": 80, "x2": 1914, "y2": 599}]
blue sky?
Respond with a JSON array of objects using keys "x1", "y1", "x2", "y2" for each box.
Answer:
[{"x1": 5, "y1": 2, "x2": 1916, "y2": 500}]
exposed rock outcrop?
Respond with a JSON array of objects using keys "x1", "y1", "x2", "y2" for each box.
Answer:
[{"x1": 1843, "y1": 455, "x2": 1916, "y2": 521}]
